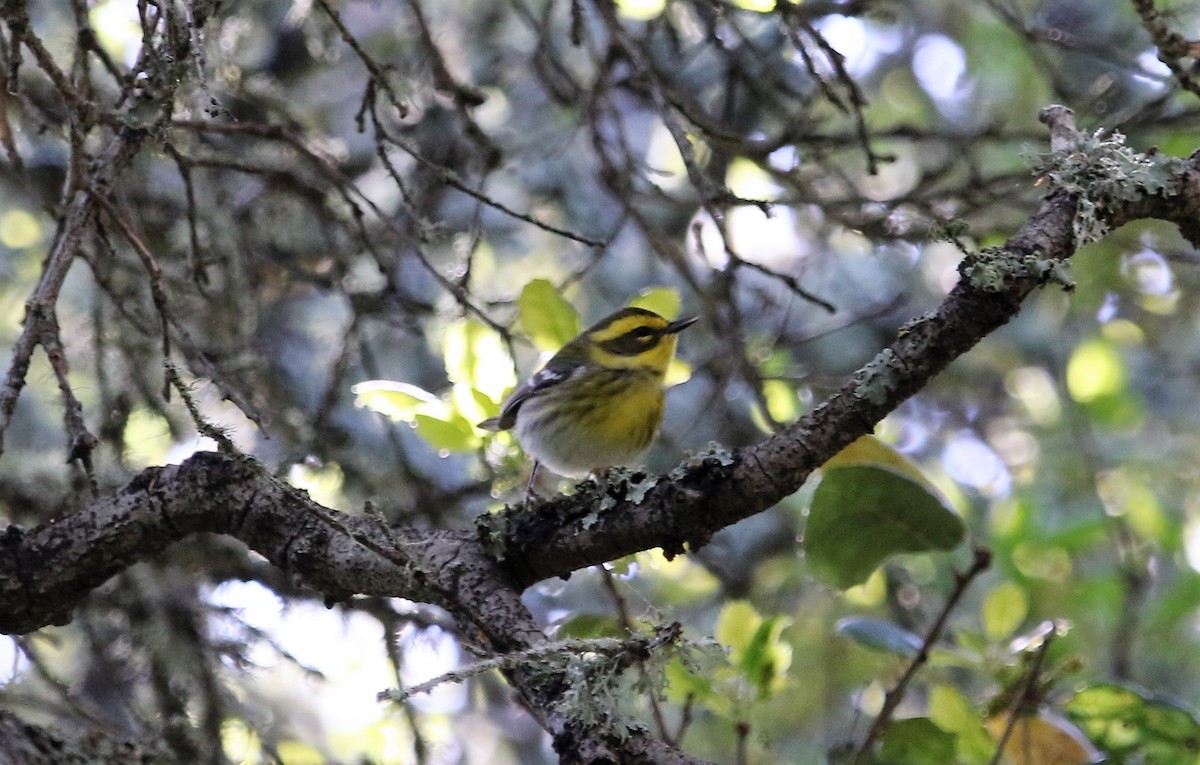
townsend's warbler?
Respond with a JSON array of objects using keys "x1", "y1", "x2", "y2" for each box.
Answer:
[{"x1": 479, "y1": 306, "x2": 697, "y2": 479}]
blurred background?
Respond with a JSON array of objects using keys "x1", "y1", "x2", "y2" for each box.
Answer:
[{"x1": 3, "y1": 0, "x2": 1200, "y2": 762}]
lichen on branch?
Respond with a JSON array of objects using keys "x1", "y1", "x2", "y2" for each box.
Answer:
[{"x1": 1026, "y1": 126, "x2": 1186, "y2": 245}]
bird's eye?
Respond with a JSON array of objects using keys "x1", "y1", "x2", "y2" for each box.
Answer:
[{"x1": 628, "y1": 326, "x2": 656, "y2": 341}]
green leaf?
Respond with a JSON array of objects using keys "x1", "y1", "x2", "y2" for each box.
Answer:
[
  {"x1": 468, "y1": 386, "x2": 501, "y2": 421},
  {"x1": 555, "y1": 614, "x2": 624, "y2": 639},
  {"x1": 518, "y1": 279, "x2": 580, "y2": 352},
  {"x1": 878, "y1": 717, "x2": 957, "y2": 765},
  {"x1": 629, "y1": 286, "x2": 682, "y2": 319},
  {"x1": 982, "y1": 582, "x2": 1029, "y2": 641},
  {"x1": 353, "y1": 380, "x2": 482, "y2": 452},
  {"x1": 664, "y1": 659, "x2": 732, "y2": 717},
  {"x1": 835, "y1": 616, "x2": 922, "y2": 658},
  {"x1": 1144, "y1": 700, "x2": 1200, "y2": 741},
  {"x1": 1067, "y1": 683, "x2": 1200, "y2": 761},
  {"x1": 715, "y1": 600, "x2": 762, "y2": 656},
  {"x1": 413, "y1": 412, "x2": 479, "y2": 452},
  {"x1": 806, "y1": 465, "x2": 966, "y2": 588},
  {"x1": 351, "y1": 380, "x2": 442, "y2": 423},
  {"x1": 1065, "y1": 683, "x2": 1143, "y2": 720},
  {"x1": 443, "y1": 319, "x2": 515, "y2": 401},
  {"x1": 929, "y1": 685, "x2": 993, "y2": 765},
  {"x1": 824, "y1": 435, "x2": 939, "y2": 494},
  {"x1": 739, "y1": 615, "x2": 792, "y2": 699}
]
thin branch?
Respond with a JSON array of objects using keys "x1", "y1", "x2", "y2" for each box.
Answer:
[
  {"x1": 311, "y1": 0, "x2": 411, "y2": 119},
  {"x1": 852, "y1": 548, "x2": 993, "y2": 763},
  {"x1": 598, "y1": 565, "x2": 673, "y2": 742},
  {"x1": 1130, "y1": 0, "x2": 1200, "y2": 98},
  {"x1": 0, "y1": 188, "x2": 96, "y2": 460},
  {"x1": 379, "y1": 627, "x2": 682, "y2": 704},
  {"x1": 985, "y1": 622, "x2": 1059, "y2": 765},
  {"x1": 163, "y1": 362, "x2": 238, "y2": 455},
  {"x1": 87, "y1": 186, "x2": 267, "y2": 428},
  {"x1": 369, "y1": 112, "x2": 609, "y2": 247},
  {"x1": 779, "y1": 12, "x2": 881, "y2": 175}
]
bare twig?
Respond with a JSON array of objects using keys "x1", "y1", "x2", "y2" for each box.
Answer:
[
  {"x1": 779, "y1": 12, "x2": 881, "y2": 175},
  {"x1": 378, "y1": 626, "x2": 683, "y2": 704},
  {"x1": 598, "y1": 565, "x2": 672, "y2": 741},
  {"x1": 986, "y1": 622, "x2": 1059, "y2": 765},
  {"x1": 1131, "y1": 0, "x2": 1200, "y2": 97},
  {"x1": 163, "y1": 363, "x2": 238, "y2": 455},
  {"x1": 853, "y1": 548, "x2": 993, "y2": 763}
]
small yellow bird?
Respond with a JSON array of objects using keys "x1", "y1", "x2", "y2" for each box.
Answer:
[{"x1": 479, "y1": 306, "x2": 697, "y2": 481}]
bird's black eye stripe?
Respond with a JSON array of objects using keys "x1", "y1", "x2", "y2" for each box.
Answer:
[{"x1": 600, "y1": 325, "x2": 663, "y2": 355}]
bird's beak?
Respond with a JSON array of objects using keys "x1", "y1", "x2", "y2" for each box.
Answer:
[{"x1": 665, "y1": 315, "x2": 699, "y2": 334}]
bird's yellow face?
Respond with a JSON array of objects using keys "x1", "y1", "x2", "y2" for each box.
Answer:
[{"x1": 579, "y1": 309, "x2": 698, "y2": 376}]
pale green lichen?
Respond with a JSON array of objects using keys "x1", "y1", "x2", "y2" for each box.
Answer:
[
  {"x1": 626, "y1": 474, "x2": 658, "y2": 504},
  {"x1": 1042, "y1": 259, "x2": 1075, "y2": 290},
  {"x1": 1026, "y1": 129, "x2": 1185, "y2": 245},
  {"x1": 593, "y1": 467, "x2": 659, "y2": 507},
  {"x1": 701, "y1": 442, "x2": 737, "y2": 467},
  {"x1": 545, "y1": 624, "x2": 693, "y2": 733},
  {"x1": 668, "y1": 442, "x2": 737, "y2": 481},
  {"x1": 474, "y1": 510, "x2": 511, "y2": 561},
  {"x1": 962, "y1": 248, "x2": 1075, "y2": 293},
  {"x1": 381, "y1": 628, "x2": 687, "y2": 724},
  {"x1": 379, "y1": 628, "x2": 715, "y2": 744},
  {"x1": 854, "y1": 348, "x2": 899, "y2": 405}
]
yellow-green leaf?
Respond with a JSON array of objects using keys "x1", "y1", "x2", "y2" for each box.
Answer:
[
  {"x1": 443, "y1": 319, "x2": 515, "y2": 400},
  {"x1": 824, "y1": 435, "x2": 935, "y2": 492},
  {"x1": 518, "y1": 279, "x2": 580, "y2": 352},
  {"x1": 351, "y1": 380, "x2": 443, "y2": 423},
  {"x1": 274, "y1": 740, "x2": 326, "y2": 765},
  {"x1": 982, "y1": 582, "x2": 1028, "y2": 641},
  {"x1": 629, "y1": 286, "x2": 682, "y2": 319},
  {"x1": 665, "y1": 358, "x2": 692, "y2": 388},
  {"x1": 123, "y1": 408, "x2": 172, "y2": 468},
  {"x1": 715, "y1": 600, "x2": 762, "y2": 657},
  {"x1": 664, "y1": 659, "x2": 731, "y2": 717},
  {"x1": 555, "y1": 614, "x2": 623, "y2": 639},
  {"x1": 738, "y1": 615, "x2": 792, "y2": 699},
  {"x1": 763, "y1": 379, "x2": 799, "y2": 423},
  {"x1": 1066, "y1": 339, "x2": 1124, "y2": 403},
  {"x1": 413, "y1": 412, "x2": 480, "y2": 452},
  {"x1": 930, "y1": 684, "x2": 994, "y2": 765}
]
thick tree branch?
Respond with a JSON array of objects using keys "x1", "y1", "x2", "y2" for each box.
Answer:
[
  {"x1": 0, "y1": 453, "x2": 712, "y2": 764},
  {"x1": 0, "y1": 710, "x2": 169, "y2": 765}
]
